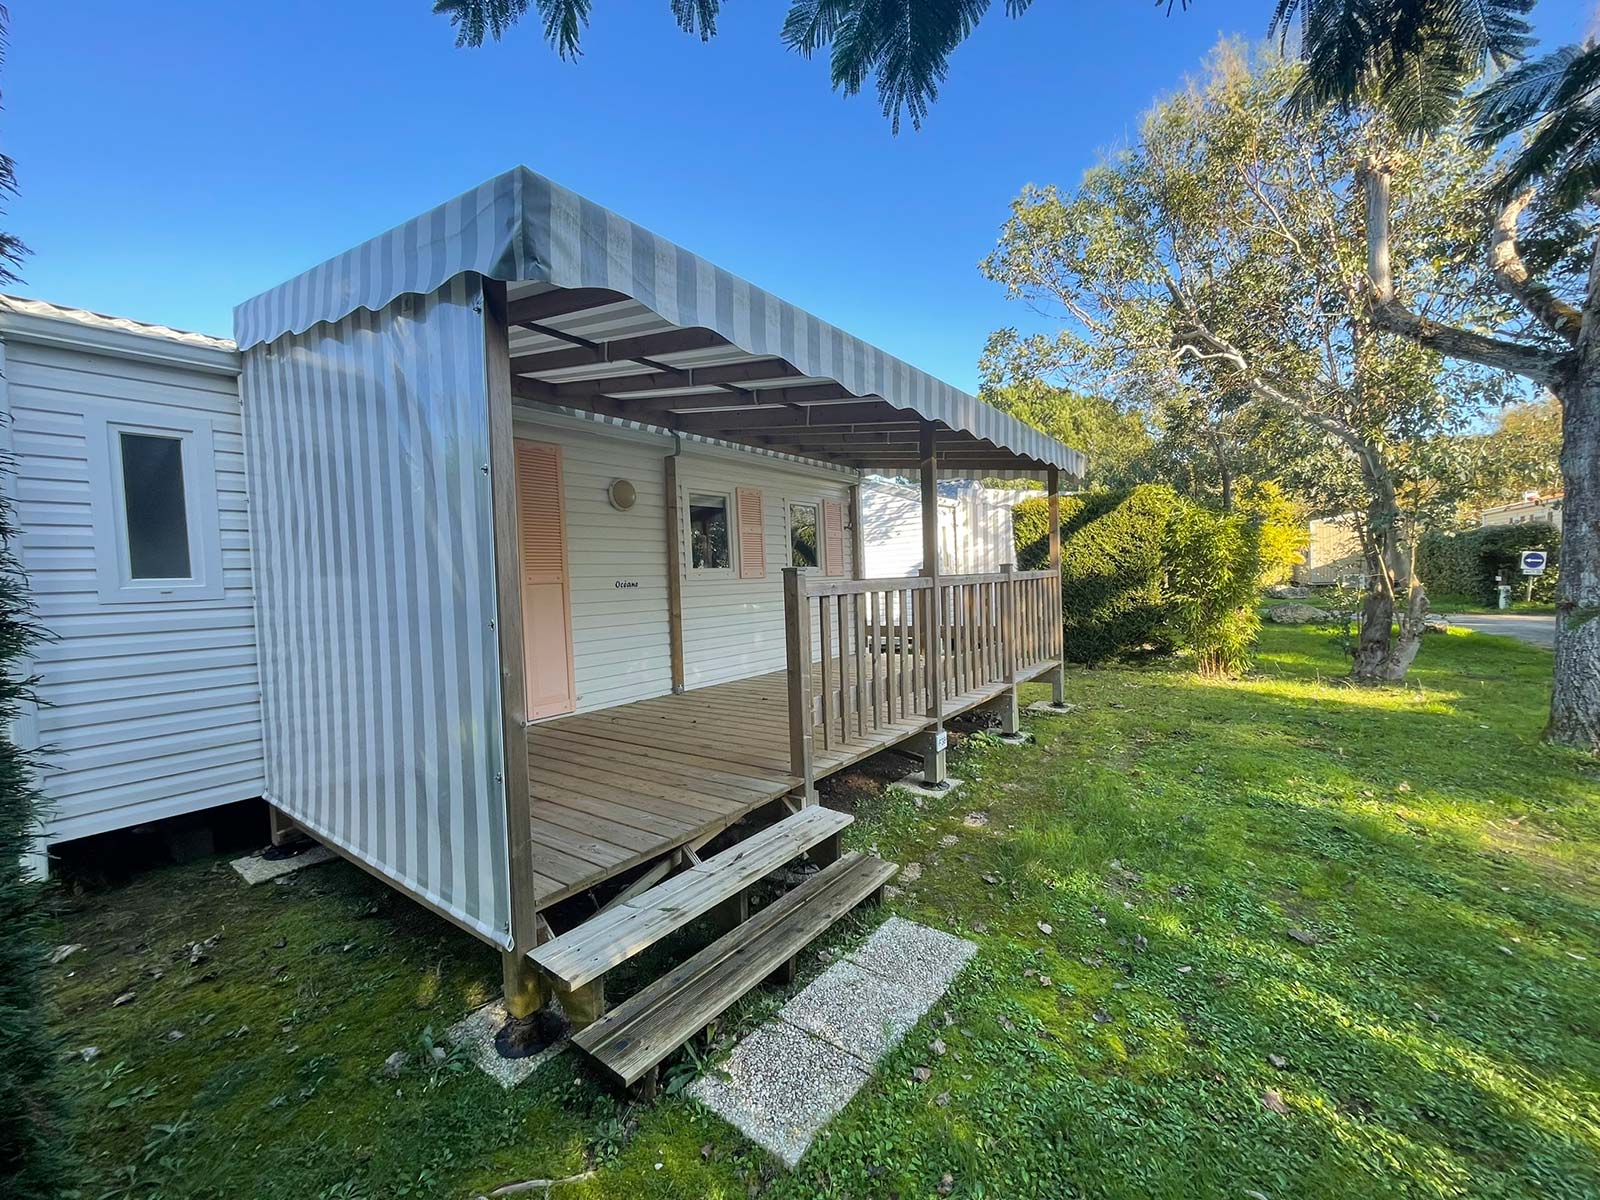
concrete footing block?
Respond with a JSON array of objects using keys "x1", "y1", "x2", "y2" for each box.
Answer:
[
  {"x1": 445, "y1": 1001, "x2": 567, "y2": 1089},
  {"x1": 995, "y1": 731, "x2": 1033, "y2": 746},
  {"x1": 230, "y1": 844, "x2": 335, "y2": 885},
  {"x1": 1026, "y1": 700, "x2": 1078, "y2": 716},
  {"x1": 887, "y1": 775, "x2": 966, "y2": 803}
]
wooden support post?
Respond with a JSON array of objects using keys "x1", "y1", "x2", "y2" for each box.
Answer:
[
  {"x1": 811, "y1": 829, "x2": 842, "y2": 869},
  {"x1": 501, "y1": 952, "x2": 548, "y2": 1022},
  {"x1": 665, "y1": 450, "x2": 687, "y2": 694},
  {"x1": 996, "y1": 562, "x2": 1020, "y2": 732},
  {"x1": 485, "y1": 280, "x2": 545, "y2": 1013},
  {"x1": 782, "y1": 566, "x2": 818, "y2": 804},
  {"x1": 849, "y1": 481, "x2": 866, "y2": 579},
  {"x1": 712, "y1": 887, "x2": 750, "y2": 934},
  {"x1": 556, "y1": 978, "x2": 606, "y2": 1031},
  {"x1": 919, "y1": 426, "x2": 947, "y2": 785},
  {"x1": 1047, "y1": 465, "x2": 1067, "y2": 706},
  {"x1": 266, "y1": 804, "x2": 304, "y2": 848}
]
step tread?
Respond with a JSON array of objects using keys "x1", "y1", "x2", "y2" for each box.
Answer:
[
  {"x1": 573, "y1": 850, "x2": 898, "y2": 1085},
  {"x1": 531, "y1": 805, "x2": 853, "y2": 989}
]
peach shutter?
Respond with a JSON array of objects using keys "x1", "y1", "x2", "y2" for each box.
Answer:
[
  {"x1": 736, "y1": 487, "x2": 765, "y2": 579},
  {"x1": 515, "y1": 440, "x2": 576, "y2": 719},
  {"x1": 822, "y1": 499, "x2": 846, "y2": 577}
]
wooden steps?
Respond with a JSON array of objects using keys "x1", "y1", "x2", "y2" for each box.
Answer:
[
  {"x1": 572, "y1": 850, "x2": 898, "y2": 1089},
  {"x1": 531, "y1": 805, "x2": 851, "y2": 991}
]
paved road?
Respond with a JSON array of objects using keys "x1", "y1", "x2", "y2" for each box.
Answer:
[{"x1": 1443, "y1": 612, "x2": 1557, "y2": 649}]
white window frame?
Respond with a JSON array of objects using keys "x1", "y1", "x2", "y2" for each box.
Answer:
[
  {"x1": 685, "y1": 489, "x2": 737, "y2": 577},
  {"x1": 787, "y1": 498, "x2": 821, "y2": 573},
  {"x1": 85, "y1": 406, "x2": 223, "y2": 604}
]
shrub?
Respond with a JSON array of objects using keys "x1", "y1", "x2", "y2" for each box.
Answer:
[
  {"x1": 1163, "y1": 504, "x2": 1265, "y2": 676},
  {"x1": 0, "y1": 463, "x2": 66, "y2": 1200},
  {"x1": 1016, "y1": 485, "x2": 1179, "y2": 665},
  {"x1": 1416, "y1": 524, "x2": 1561, "y2": 604},
  {"x1": 1015, "y1": 485, "x2": 1265, "y2": 673}
]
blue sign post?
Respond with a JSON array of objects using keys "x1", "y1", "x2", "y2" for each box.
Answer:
[{"x1": 1521, "y1": 550, "x2": 1548, "y2": 576}]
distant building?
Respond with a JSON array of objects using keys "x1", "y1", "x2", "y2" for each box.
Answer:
[
  {"x1": 1481, "y1": 492, "x2": 1563, "y2": 532},
  {"x1": 1293, "y1": 515, "x2": 1368, "y2": 586}
]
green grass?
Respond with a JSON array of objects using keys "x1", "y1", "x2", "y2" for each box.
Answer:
[{"x1": 44, "y1": 625, "x2": 1600, "y2": 1199}]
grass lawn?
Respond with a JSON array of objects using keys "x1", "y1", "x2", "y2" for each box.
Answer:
[{"x1": 44, "y1": 625, "x2": 1600, "y2": 1199}]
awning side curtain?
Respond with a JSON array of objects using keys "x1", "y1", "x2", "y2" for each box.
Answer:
[{"x1": 233, "y1": 167, "x2": 1084, "y2": 478}]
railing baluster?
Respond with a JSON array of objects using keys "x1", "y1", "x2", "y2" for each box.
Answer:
[{"x1": 818, "y1": 594, "x2": 835, "y2": 751}]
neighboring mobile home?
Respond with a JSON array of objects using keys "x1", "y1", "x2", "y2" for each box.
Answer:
[
  {"x1": 0, "y1": 296, "x2": 263, "y2": 872},
  {"x1": 861, "y1": 475, "x2": 1041, "y2": 577}
]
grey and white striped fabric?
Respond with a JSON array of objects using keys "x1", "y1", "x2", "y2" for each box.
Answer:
[
  {"x1": 241, "y1": 277, "x2": 511, "y2": 948},
  {"x1": 234, "y1": 167, "x2": 1083, "y2": 478}
]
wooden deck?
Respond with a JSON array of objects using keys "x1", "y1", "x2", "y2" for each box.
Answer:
[{"x1": 525, "y1": 656, "x2": 1056, "y2": 910}]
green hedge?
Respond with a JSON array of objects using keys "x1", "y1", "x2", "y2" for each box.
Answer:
[
  {"x1": 1015, "y1": 485, "x2": 1264, "y2": 673},
  {"x1": 1416, "y1": 524, "x2": 1561, "y2": 604}
]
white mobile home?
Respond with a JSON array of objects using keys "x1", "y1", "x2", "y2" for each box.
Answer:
[
  {"x1": 862, "y1": 476, "x2": 1041, "y2": 577},
  {"x1": 19, "y1": 166, "x2": 1084, "y2": 1092},
  {"x1": 0, "y1": 297, "x2": 263, "y2": 863}
]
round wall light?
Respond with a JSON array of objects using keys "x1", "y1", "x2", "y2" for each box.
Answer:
[{"x1": 607, "y1": 478, "x2": 637, "y2": 511}]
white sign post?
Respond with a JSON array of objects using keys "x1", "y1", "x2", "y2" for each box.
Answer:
[{"x1": 1520, "y1": 550, "x2": 1548, "y2": 603}]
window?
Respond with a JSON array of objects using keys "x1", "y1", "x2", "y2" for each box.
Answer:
[
  {"x1": 790, "y1": 502, "x2": 819, "y2": 569},
  {"x1": 119, "y1": 432, "x2": 192, "y2": 579},
  {"x1": 87, "y1": 408, "x2": 222, "y2": 603},
  {"x1": 689, "y1": 493, "x2": 732, "y2": 570}
]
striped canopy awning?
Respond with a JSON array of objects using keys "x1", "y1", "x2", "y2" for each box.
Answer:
[{"x1": 234, "y1": 167, "x2": 1085, "y2": 477}]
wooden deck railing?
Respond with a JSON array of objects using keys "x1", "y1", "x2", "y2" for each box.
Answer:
[{"x1": 781, "y1": 565, "x2": 1062, "y2": 798}]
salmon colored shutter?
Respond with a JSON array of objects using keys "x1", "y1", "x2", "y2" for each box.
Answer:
[
  {"x1": 736, "y1": 487, "x2": 765, "y2": 579},
  {"x1": 515, "y1": 440, "x2": 576, "y2": 719},
  {"x1": 822, "y1": 499, "x2": 846, "y2": 577}
]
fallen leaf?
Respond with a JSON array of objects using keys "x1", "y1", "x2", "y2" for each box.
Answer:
[
  {"x1": 700, "y1": 1143, "x2": 713, "y2": 1163},
  {"x1": 1177, "y1": 965, "x2": 1193, "y2": 974},
  {"x1": 1261, "y1": 1089, "x2": 1289, "y2": 1115},
  {"x1": 935, "y1": 1091, "x2": 951, "y2": 1107},
  {"x1": 931, "y1": 1038, "x2": 947, "y2": 1057},
  {"x1": 1267, "y1": 1054, "x2": 1288, "y2": 1069},
  {"x1": 938, "y1": 1172, "x2": 955, "y2": 1196},
  {"x1": 50, "y1": 944, "x2": 83, "y2": 966},
  {"x1": 912, "y1": 1066, "x2": 932, "y2": 1084},
  {"x1": 111, "y1": 992, "x2": 136, "y2": 1007},
  {"x1": 1286, "y1": 929, "x2": 1319, "y2": 946},
  {"x1": 1038, "y1": 921, "x2": 1053, "y2": 935}
]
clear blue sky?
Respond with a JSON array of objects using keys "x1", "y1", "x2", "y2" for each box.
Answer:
[{"x1": 8, "y1": 0, "x2": 1593, "y2": 393}]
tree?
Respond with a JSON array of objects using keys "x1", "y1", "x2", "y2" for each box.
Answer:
[
  {"x1": 1354, "y1": 30, "x2": 1600, "y2": 751},
  {"x1": 1459, "y1": 396, "x2": 1564, "y2": 517},
  {"x1": 980, "y1": 44, "x2": 1490, "y2": 682},
  {"x1": 977, "y1": 378, "x2": 1151, "y2": 490},
  {"x1": 435, "y1": 0, "x2": 1536, "y2": 133},
  {"x1": 0, "y1": 7, "x2": 60, "y2": 1198}
]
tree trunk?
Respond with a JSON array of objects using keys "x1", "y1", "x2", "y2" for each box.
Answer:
[
  {"x1": 1548, "y1": 360, "x2": 1600, "y2": 750},
  {"x1": 1348, "y1": 446, "x2": 1426, "y2": 683}
]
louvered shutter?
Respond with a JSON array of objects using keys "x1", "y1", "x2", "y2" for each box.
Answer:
[
  {"x1": 515, "y1": 440, "x2": 576, "y2": 719},
  {"x1": 736, "y1": 487, "x2": 765, "y2": 579},
  {"x1": 822, "y1": 498, "x2": 846, "y2": 577}
]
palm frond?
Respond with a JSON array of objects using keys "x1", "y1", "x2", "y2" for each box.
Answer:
[
  {"x1": 1471, "y1": 41, "x2": 1600, "y2": 208},
  {"x1": 1272, "y1": 0, "x2": 1533, "y2": 133},
  {"x1": 670, "y1": 0, "x2": 720, "y2": 40},
  {"x1": 432, "y1": 0, "x2": 532, "y2": 48}
]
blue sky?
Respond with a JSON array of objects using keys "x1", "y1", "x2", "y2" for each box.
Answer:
[{"x1": 8, "y1": 0, "x2": 1593, "y2": 393}]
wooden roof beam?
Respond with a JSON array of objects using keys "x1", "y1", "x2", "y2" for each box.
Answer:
[
  {"x1": 510, "y1": 327, "x2": 731, "y2": 375},
  {"x1": 506, "y1": 288, "x2": 630, "y2": 326}
]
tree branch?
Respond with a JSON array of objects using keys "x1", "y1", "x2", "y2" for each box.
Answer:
[
  {"x1": 1362, "y1": 160, "x2": 1571, "y2": 387},
  {"x1": 1489, "y1": 188, "x2": 1582, "y2": 345},
  {"x1": 1369, "y1": 300, "x2": 1568, "y2": 385}
]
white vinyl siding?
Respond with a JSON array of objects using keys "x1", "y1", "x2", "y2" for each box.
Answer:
[
  {"x1": 2, "y1": 332, "x2": 264, "y2": 842},
  {"x1": 511, "y1": 413, "x2": 674, "y2": 716},
  {"x1": 677, "y1": 454, "x2": 855, "y2": 690}
]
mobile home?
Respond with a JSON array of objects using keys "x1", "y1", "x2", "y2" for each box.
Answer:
[
  {"x1": 0, "y1": 297, "x2": 263, "y2": 870},
  {"x1": 23, "y1": 166, "x2": 1084, "y2": 1091}
]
